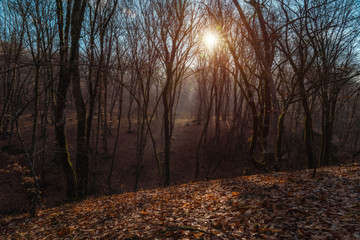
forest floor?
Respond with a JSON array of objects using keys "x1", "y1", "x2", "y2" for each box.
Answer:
[
  {"x1": 1, "y1": 163, "x2": 360, "y2": 239},
  {"x1": 0, "y1": 116, "x2": 251, "y2": 215}
]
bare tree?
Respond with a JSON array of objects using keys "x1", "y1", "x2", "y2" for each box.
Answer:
[
  {"x1": 308, "y1": 0, "x2": 360, "y2": 167},
  {"x1": 142, "y1": 0, "x2": 198, "y2": 186},
  {"x1": 54, "y1": 0, "x2": 88, "y2": 199}
]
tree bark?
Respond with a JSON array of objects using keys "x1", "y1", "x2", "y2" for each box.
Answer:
[
  {"x1": 163, "y1": 75, "x2": 171, "y2": 186},
  {"x1": 69, "y1": 0, "x2": 89, "y2": 198},
  {"x1": 299, "y1": 79, "x2": 316, "y2": 169}
]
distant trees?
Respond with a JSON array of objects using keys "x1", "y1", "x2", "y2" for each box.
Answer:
[
  {"x1": 203, "y1": 0, "x2": 360, "y2": 171},
  {"x1": 208, "y1": 0, "x2": 279, "y2": 168},
  {"x1": 142, "y1": 0, "x2": 198, "y2": 186},
  {"x1": 309, "y1": 0, "x2": 360, "y2": 167},
  {"x1": 124, "y1": 2, "x2": 160, "y2": 190},
  {"x1": 275, "y1": 0, "x2": 360, "y2": 170},
  {"x1": 275, "y1": 0, "x2": 318, "y2": 169}
]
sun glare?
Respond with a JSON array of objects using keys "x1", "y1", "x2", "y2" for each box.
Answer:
[{"x1": 204, "y1": 32, "x2": 218, "y2": 50}]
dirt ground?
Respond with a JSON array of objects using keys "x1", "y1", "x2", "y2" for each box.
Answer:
[{"x1": 0, "y1": 115, "x2": 251, "y2": 216}]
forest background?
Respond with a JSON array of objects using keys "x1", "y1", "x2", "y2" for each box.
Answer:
[{"x1": 0, "y1": 0, "x2": 360, "y2": 217}]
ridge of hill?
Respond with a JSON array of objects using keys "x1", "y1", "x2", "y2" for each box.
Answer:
[{"x1": 1, "y1": 163, "x2": 360, "y2": 240}]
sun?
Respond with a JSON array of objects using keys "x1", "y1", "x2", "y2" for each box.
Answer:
[{"x1": 203, "y1": 31, "x2": 218, "y2": 50}]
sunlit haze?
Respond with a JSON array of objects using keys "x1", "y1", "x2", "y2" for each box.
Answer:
[{"x1": 204, "y1": 32, "x2": 218, "y2": 50}]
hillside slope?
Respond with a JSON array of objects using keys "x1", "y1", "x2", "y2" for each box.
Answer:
[{"x1": 1, "y1": 163, "x2": 360, "y2": 240}]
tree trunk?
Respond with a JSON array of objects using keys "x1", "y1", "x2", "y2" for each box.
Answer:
[
  {"x1": 163, "y1": 82, "x2": 171, "y2": 187},
  {"x1": 320, "y1": 100, "x2": 336, "y2": 167},
  {"x1": 31, "y1": 65, "x2": 40, "y2": 166},
  {"x1": 71, "y1": 63, "x2": 88, "y2": 197},
  {"x1": 275, "y1": 109, "x2": 286, "y2": 169},
  {"x1": 303, "y1": 108, "x2": 315, "y2": 169},
  {"x1": 261, "y1": 75, "x2": 272, "y2": 153},
  {"x1": 54, "y1": 67, "x2": 77, "y2": 199}
]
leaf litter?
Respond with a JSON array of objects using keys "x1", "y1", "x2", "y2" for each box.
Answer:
[{"x1": 1, "y1": 163, "x2": 360, "y2": 239}]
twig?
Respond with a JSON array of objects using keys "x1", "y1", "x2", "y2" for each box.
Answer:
[
  {"x1": 165, "y1": 225, "x2": 214, "y2": 235},
  {"x1": 139, "y1": 224, "x2": 215, "y2": 239}
]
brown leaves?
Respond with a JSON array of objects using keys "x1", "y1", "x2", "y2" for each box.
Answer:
[
  {"x1": 1, "y1": 163, "x2": 360, "y2": 239},
  {"x1": 58, "y1": 225, "x2": 75, "y2": 236}
]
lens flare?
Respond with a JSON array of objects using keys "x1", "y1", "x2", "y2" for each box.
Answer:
[{"x1": 204, "y1": 32, "x2": 218, "y2": 50}]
